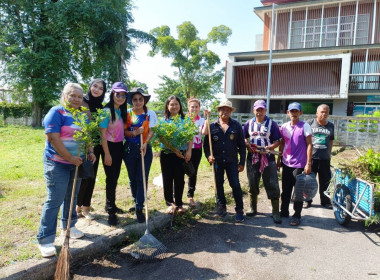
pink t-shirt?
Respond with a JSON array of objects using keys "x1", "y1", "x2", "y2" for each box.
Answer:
[
  {"x1": 191, "y1": 115, "x2": 205, "y2": 149},
  {"x1": 99, "y1": 108, "x2": 124, "y2": 142},
  {"x1": 280, "y1": 121, "x2": 311, "y2": 168}
]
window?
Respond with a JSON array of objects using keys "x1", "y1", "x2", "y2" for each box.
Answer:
[{"x1": 290, "y1": 13, "x2": 370, "y2": 48}]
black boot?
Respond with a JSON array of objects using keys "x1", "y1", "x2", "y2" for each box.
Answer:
[
  {"x1": 246, "y1": 194, "x2": 258, "y2": 217},
  {"x1": 271, "y1": 199, "x2": 282, "y2": 224},
  {"x1": 136, "y1": 208, "x2": 146, "y2": 223}
]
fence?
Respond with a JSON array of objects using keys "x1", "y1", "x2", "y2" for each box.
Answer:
[{"x1": 3, "y1": 113, "x2": 380, "y2": 149}]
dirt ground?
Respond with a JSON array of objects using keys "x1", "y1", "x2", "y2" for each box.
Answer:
[
  {"x1": 71, "y1": 193, "x2": 380, "y2": 280},
  {"x1": 68, "y1": 147, "x2": 380, "y2": 280}
]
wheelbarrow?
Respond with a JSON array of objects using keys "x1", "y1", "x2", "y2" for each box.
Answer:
[{"x1": 325, "y1": 167, "x2": 376, "y2": 226}]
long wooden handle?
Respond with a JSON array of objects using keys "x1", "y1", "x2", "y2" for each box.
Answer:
[
  {"x1": 65, "y1": 148, "x2": 81, "y2": 236},
  {"x1": 140, "y1": 134, "x2": 149, "y2": 228},
  {"x1": 207, "y1": 114, "x2": 217, "y2": 197}
]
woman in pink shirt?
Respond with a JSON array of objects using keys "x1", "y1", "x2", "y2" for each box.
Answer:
[{"x1": 99, "y1": 82, "x2": 128, "y2": 226}]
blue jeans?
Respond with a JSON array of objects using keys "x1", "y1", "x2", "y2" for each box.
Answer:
[
  {"x1": 123, "y1": 142, "x2": 153, "y2": 210},
  {"x1": 214, "y1": 161, "x2": 244, "y2": 212},
  {"x1": 37, "y1": 158, "x2": 82, "y2": 245}
]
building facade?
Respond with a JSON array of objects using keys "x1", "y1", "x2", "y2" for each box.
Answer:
[{"x1": 225, "y1": 0, "x2": 380, "y2": 115}]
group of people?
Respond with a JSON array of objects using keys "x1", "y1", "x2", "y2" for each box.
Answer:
[
  {"x1": 203, "y1": 99, "x2": 334, "y2": 226},
  {"x1": 36, "y1": 79, "x2": 334, "y2": 258},
  {"x1": 36, "y1": 81, "x2": 206, "y2": 257}
]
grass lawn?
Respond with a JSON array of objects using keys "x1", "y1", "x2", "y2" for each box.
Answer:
[
  {"x1": 0, "y1": 125, "x2": 370, "y2": 268},
  {"x1": 0, "y1": 125, "x2": 241, "y2": 268}
]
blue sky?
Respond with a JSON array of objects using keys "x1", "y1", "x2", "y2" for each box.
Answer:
[{"x1": 128, "y1": 0, "x2": 263, "y2": 99}]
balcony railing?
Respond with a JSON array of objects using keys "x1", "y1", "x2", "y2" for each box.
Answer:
[{"x1": 349, "y1": 74, "x2": 380, "y2": 90}]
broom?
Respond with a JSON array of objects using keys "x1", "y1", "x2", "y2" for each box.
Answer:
[
  {"x1": 206, "y1": 113, "x2": 217, "y2": 199},
  {"x1": 54, "y1": 148, "x2": 81, "y2": 280},
  {"x1": 120, "y1": 134, "x2": 167, "y2": 261}
]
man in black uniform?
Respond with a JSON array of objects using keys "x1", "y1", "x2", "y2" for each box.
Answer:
[{"x1": 204, "y1": 100, "x2": 246, "y2": 222}]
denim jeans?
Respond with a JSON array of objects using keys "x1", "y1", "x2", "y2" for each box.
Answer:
[
  {"x1": 214, "y1": 161, "x2": 244, "y2": 212},
  {"x1": 123, "y1": 141, "x2": 153, "y2": 210},
  {"x1": 37, "y1": 157, "x2": 82, "y2": 245}
]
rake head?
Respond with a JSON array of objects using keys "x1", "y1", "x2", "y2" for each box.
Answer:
[{"x1": 121, "y1": 231, "x2": 167, "y2": 261}]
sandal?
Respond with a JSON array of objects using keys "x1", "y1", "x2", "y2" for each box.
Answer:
[
  {"x1": 177, "y1": 206, "x2": 187, "y2": 214},
  {"x1": 290, "y1": 217, "x2": 301, "y2": 226},
  {"x1": 166, "y1": 206, "x2": 174, "y2": 214},
  {"x1": 188, "y1": 198, "x2": 196, "y2": 208}
]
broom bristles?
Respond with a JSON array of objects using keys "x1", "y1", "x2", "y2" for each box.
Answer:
[{"x1": 54, "y1": 244, "x2": 71, "y2": 280}]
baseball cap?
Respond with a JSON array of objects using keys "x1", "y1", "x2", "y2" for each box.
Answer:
[
  {"x1": 288, "y1": 102, "x2": 302, "y2": 111},
  {"x1": 253, "y1": 100, "x2": 267, "y2": 110},
  {"x1": 111, "y1": 82, "x2": 128, "y2": 93}
]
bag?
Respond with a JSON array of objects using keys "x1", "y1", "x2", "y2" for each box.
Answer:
[
  {"x1": 78, "y1": 160, "x2": 94, "y2": 179},
  {"x1": 182, "y1": 161, "x2": 195, "y2": 177},
  {"x1": 292, "y1": 172, "x2": 318, "y2": 202}
]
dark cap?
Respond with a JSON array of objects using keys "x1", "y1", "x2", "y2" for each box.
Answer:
[{"x1": 111, "y1": 82, "x2": 128, "y2": 93}]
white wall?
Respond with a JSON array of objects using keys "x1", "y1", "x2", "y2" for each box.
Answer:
[{"x1": 333, "y1": 99, "x2": 348, "y2": 116}]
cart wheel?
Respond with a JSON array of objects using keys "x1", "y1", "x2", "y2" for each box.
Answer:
[{"x1": 333, "y1": 184, "x2": 352, "y2": 226}]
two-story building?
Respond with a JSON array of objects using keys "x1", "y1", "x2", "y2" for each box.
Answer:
[{"x1": 225, "y1": 0, "x2": 380, "y2": 115}]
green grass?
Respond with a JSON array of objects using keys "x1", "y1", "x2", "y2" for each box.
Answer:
[{"x1": 0, "y1": 125, "x2": 226, "y2": 267}]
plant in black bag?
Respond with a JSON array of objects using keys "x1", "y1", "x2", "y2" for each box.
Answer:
[{"x1": 67, "y1": 105, "x2": 106, "y2": 179}]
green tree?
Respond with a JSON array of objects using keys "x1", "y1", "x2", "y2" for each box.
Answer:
[
  {"x1": 0, "y1": 0, "x2": 154, "y2": 126},
  {"x1": 149, "y1": 21, "x2": 231, "y2": 105}
]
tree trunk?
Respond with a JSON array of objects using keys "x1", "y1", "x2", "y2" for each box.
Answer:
[{"x1": 31, "y1": 100, "x2": 42, "y2": 127}]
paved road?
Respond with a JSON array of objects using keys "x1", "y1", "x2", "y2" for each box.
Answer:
[{"x1": 72, "y1": 201, "x2": 380, "y2": 280}]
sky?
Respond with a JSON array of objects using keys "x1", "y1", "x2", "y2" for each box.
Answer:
[{"x1": 127, "y1": 0, "x2": 264, "y2": 100}]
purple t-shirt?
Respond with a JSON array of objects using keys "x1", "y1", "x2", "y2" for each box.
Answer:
[
  {"x1": 43, "y1": 105, "x2": 84, "y2": 164},
  {"x1": 280, "y1": 121, "x2": 311, "y2": 168}
]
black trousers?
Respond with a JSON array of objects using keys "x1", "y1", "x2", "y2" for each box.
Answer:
[
  {"x1": 280, "y1": 164, "x2": 304, "y2": 218},
  {"x1": 101, "y1": 141, "x2": 124, "y2": 214},
  {"x1": 77, "y1": 144, "x2": 103, "y2": 207},
  {"x1": 187, "y1": 148, "x2": 202, "y2": 198},
  {"x1": 160, "y1": 151, "x2": 185, "y2": 207},
  {"x1": 311, "y1": 159, "x2": 332, "y2": 205}
]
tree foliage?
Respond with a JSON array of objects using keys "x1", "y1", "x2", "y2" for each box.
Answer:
[
  {"x1": 149, "y1": 21, "x2": 231, "y2": 107},
  {"x1": 0, "y1": 0, "x2": 154, "y2": 126}
]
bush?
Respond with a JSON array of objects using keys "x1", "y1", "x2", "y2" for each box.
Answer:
[{"x1": 0, "y1": 102, "x2": 31, "y2": 119}]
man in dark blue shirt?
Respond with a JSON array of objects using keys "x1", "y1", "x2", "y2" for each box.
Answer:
[{"x1": 204, "y1": 100, "x2": 246, "y2": 222}]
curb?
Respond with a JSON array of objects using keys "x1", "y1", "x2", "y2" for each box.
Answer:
[{"x1": 0, "y1": 213, "x2": 171, "y2": 280}]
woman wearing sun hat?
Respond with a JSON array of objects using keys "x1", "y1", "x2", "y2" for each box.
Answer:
[{"x1": 123, "y1": 87, "x2": 157, "y2": 223}]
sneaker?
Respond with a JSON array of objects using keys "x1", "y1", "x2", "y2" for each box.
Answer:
[
  {"x1": 290, "y1": 217, "x2": 301, "y2": 226},
  {"x1": 235, "y1": 212, "x2": 244, "y2": 222},
  {"x1": 272, "y1": 212, "x2": 282, "y2": 224},
  {"x1": 136, "y1": 209, "x2": 146, "y2": 223},
  {"x1": 61, "y1": 226, "x2": 84, "y2": 239},
  {"x1": 108, "y1": 213, "x2": 119, "y2": 226},
  {"x1": 38, "y1": 243, "x2": 56, "y2": 258},
  {"x1": 216, "y1": 205, "x2": 227, "y2": 217},
  {"x1": 82, "y1": 207, "x2": 94, "y2": 220}
]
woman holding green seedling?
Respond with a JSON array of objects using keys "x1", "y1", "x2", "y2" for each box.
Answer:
[
  {"x1": 76, "y1": 78, "x2": 106, "y2": 220},
  {"x1": 157, "y1": 95, "x2": 194, "y2": 215},
  {"x1": 37, "y1": 83, "x2": 96, "y2": 258}
]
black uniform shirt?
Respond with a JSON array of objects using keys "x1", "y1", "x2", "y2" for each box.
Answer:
[{"x1": 203, "y1": 118, "x2": 246, "y2": 166}]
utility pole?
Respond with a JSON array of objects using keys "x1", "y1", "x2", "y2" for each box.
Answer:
[{"x1": 266, "y1": 3, "x2": 275, "y2": 113}]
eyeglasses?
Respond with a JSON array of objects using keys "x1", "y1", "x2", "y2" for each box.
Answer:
[{"x1": 115, "y1": 93, "x2": 127, "y2": 99}]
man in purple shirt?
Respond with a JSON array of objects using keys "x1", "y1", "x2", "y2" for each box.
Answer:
[{"x1": 277, "y1": 102, "x2": 312, "y2": 226}]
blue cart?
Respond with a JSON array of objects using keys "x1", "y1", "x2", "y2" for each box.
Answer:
[{"x1": 326, "y1": 167, "x2": 376, "y2": 226}]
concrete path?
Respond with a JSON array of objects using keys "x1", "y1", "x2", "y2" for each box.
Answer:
[{"x1": 71, "y1": 202, "x2": 380, "y2": 280}]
